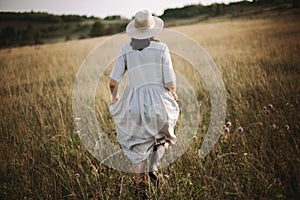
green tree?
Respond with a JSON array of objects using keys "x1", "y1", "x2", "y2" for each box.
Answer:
[
  {"x1": 65, "y1": 35, "x2": 71, "y2": 41},
  {"x1": 90, "y1": 21, "x2": 104, "y2": 37},
  {"x1": 0, "y1": 26, "x2": 16, "y2": 46}
]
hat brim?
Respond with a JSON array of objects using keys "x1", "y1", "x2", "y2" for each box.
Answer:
[{"x1": 126, "y1": 16, "x2": 164, "y2": 39}]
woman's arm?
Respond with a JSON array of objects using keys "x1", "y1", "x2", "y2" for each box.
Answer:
[
  {"x1": 166, "y1": 81, "x2": 178, "y2": 102},
  {"x1": 109, "y1": 79, "x2": 119, "y2": 105},
  {"x1": 109, "y1": 45, "x2": 127, "y2": 105},
  {"x1": 162, "y1": 44, "x2": 178, "y2": 102}
]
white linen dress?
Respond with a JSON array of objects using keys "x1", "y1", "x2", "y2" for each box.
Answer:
[{"x1": 109, "y1": 41, "x2": 179, "y2": 164}]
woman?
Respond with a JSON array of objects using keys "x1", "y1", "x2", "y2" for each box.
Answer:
[{"x1": 109, "y1": 9, "x2": 179, "y2": 186}]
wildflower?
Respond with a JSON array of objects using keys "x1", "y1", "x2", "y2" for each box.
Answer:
[
  {"x1": 238, "y1": 127, "x2": 244, "y2": 133},
  {"x1": 243, "y1": 152, "x2": 248, "y2": 156},
  {"x1": 268, "y1": 104, "x2": 274, "y2": 110},
  {"x1": 285, "y1": 124, "x2": 290, "y2": 131},
  {"x1": 271, "y1": 123, "x2": 277, "y2": 129},
  {"x1": 74, "y1": 173, "x2": 80, "y2": 177},
  {"x1": 265, "y1": 110, "x2": 270, "y2": 115},
  {"x1": 263, "y1": 106, "x2": 267, "y2": 111},
  {"x1": 75, "y1": 117, "x2": 81, "y2": 121},
  {"x1": 223, "y1": 127, "x2": 230, "y2": 133},
  {"x1": 226, "y1": 121, "x2": 232, "y2": 127}
]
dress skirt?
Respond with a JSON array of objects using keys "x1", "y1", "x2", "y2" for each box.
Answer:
[{"x1": 109, "y1": 83, "x2": 179, "y2": 163}]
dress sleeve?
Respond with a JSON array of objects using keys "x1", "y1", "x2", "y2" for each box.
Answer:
[
  {"x1": 109, "y1": 46, "x2": 127, "y2": 83},
  {"x1": 162, "y1": 45, "x2": 176, "y2": 84}
]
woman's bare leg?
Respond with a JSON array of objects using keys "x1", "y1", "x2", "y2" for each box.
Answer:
[
  {"x1": 131, "y1": 160, "x2": 146, "y2": 183},
  {"x1": 131, "y1": 160, "x2": 147, "y2": 198}
]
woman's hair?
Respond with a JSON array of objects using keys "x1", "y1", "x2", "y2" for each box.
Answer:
[{"x1": 130, "y1": 37, "x2": 160, "y2": 51}]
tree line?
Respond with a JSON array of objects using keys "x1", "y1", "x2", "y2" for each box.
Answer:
[
  {"x1": 160, "y1": 0, "x2": 299, "y2": 19},
  {"x1": 0, "y1": 11, "x2": 98, "y2": 23},
  {"x1": 1, "y1": 0, "x2": 299, "y2": 48},
  {"x1": 0, "y1": 12, "x2": 127, "y2": 47}
]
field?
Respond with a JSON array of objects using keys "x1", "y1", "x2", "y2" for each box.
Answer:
[{"x1": 0, "y1": 11, "x2": 300, "y2": 199}]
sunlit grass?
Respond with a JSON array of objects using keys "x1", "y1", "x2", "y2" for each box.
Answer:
[{"x1": 0, "y1": 13, "x2": 299, "y2": 199}]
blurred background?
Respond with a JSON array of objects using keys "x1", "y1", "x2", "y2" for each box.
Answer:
[{"x1": 0, "y1": 0, "x2": 298, "y2": 47}]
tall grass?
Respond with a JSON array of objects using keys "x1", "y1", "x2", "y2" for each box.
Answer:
[{"x1": 0, "y1": 13, "x2": 299, "y2": 199}]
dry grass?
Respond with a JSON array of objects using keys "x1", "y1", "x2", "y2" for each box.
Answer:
[{"x1": 0, "y1": 12, "x2": 300, "y2": 199}]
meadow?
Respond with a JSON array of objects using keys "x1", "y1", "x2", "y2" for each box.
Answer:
[{"x1": 0, "y1": 10, "x2": 299, "y2": 199}]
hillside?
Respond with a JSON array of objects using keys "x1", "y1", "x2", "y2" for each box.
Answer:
[
  {"x1": 0, "y1": 0, "x2": 299, "y2": 48},
  {"x1": 0, "y1": 12, "x2": 128, "y2": 47}
]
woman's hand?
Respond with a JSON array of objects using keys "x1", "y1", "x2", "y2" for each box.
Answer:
[
  {"x1": 171, "y1": 91, "x2": 178, "y2": 102},
  {"x1": 166, "y1": 82, "x2": 178, "y2": 102},
  {"x1": 110, "y1": 97, "x2": 119, "y2": 105},
  {"x1": 109, "y1": 79, "x2": 119, "y2": 106}
]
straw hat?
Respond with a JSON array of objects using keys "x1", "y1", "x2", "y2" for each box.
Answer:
[{"x1": 126, "y1": 9, "x2": 164, "y2": 39}]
